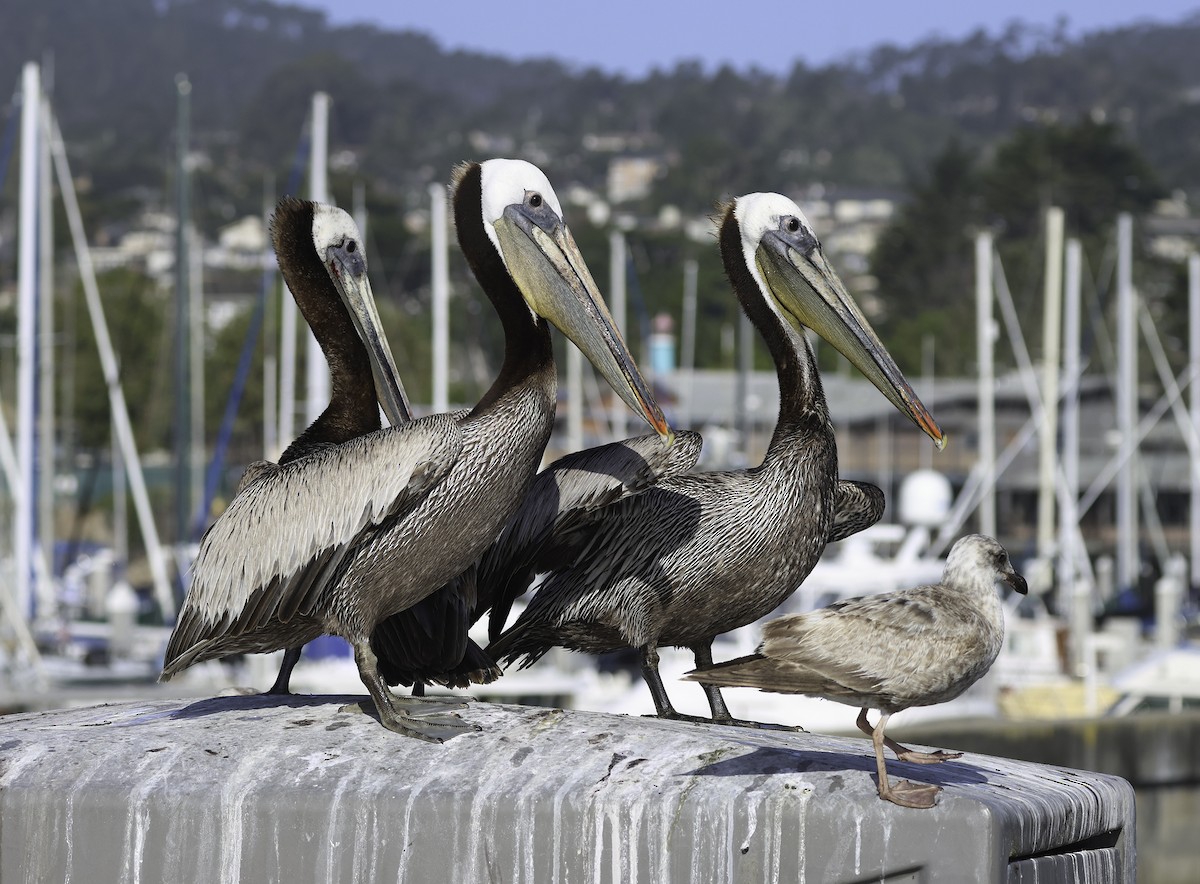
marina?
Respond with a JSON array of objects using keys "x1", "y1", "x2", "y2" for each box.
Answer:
[{"x1": 3, "y1": 7, "x2": 1200, "y2": 880}]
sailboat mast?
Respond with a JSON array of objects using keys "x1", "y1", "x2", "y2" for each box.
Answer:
[
  {"x1": 975, "y1": 231, "x2": 996, "y2": 538},
  {"x1": 1115, "y1": 214, "x2": 1138, "y2": 592},
  {"x1": 172, "y1": 74, "x2": 191, "y2": 545},
  {"x1": 431, "y1": 182, "x2": 449, "y2": 413},
  {"x1": 1189, "y1": 253, "x2": 1200, "y2": 593},
  {"x1": 304, "y1": 91, "x2": 331, "y2": 425},
  {"x1": 37, "y1": 76, "x2": 56, "y2": 616},
  {"x1": 16, "y1": 62, "x2": 40, "y2": 621},
  {"x1": 1037, "y1": 208, "x2": 1064, "y2": 561}
]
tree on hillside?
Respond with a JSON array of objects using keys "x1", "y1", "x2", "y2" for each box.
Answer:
[
  {"x1": 870, "y1": 140, "x2": 982, "y2": 374},
  {"x1": 871, "y1": 119, "x2": 1166, "y2": 376}
]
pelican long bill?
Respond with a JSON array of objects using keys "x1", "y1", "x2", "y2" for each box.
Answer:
[
  {"x1": 494, "y1": 205, "x2": 672, "y2": 443},
  {"x1": 755, "y1": 233, "x2": 946, "y2": 449},
  {"x1": 323, "y1": 235, "x2": 413, "y2": 427}
]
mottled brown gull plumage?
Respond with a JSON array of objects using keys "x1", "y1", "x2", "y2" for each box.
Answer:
[
  {"x1": 686, "y1": 534, "x2": 1028, "y2": 808},
  {"x1": 487, "y1": 192, "x2": 944, "y2": 725}
]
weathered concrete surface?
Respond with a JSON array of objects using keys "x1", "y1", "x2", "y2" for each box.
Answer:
[
  {"x1": 895, "y1": 711, "x2": 1200, "y2": 884},
  {"x1": 0, "y1": 697, "x2": 1134, "y2": 883}
]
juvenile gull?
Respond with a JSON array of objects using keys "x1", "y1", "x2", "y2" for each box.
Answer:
[{"x1": 685, "y1": 534, "x2": 1027, "y2": 808}]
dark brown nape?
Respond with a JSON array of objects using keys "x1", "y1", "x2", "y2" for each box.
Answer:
[
  {"x1": 450, "y1": 162, "x2": 553, "y2": 414},
  {"x1": 270, "y1": 196, "x2": 380, "y2": 461},
  {"x1": 717, "y1": 202, "x2": 822, "y2": 430}
]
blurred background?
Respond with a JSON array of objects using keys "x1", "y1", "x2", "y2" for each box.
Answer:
[{"x1": 1, "y1": 2, "x2": 1199, "y2": 879}]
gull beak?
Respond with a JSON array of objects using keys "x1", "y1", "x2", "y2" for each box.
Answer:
[
  {"x1": 494, "y1": 206, "x2": 672, "y2": 443},
  {"x1": 756, "y1": 233, "x2": 945, "y2": 449},
  {"x1": 1002, "y1": 567, "x2": 1029, "y2": 595}
]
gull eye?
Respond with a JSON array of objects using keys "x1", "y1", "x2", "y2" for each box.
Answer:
[
  {"x1": 528, "y1": 192, "x2": 543, "y2": 208},
  {"x1": 785, "y1": 216, "x2": 801, "y2": 233}
]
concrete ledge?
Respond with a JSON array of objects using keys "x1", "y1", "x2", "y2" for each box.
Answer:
[{"x1": 0, "y1": 697, "x2": 1134, "y2": 883}]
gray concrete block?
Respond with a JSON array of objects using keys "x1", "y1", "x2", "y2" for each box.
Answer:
[{"x1": 0, "y1": 696, "x2": 1134, "y2": 883}]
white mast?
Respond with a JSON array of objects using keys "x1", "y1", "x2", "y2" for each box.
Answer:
[
  {"x1": 1037, "y1": 207, "x2": 1064, "y2": 561},
  {"x1": 49, "y1": 112, "x2": 175, "y2": 619},
  {"x1": 261, "y1": 178, "x2": 278, "y2": 460},
  {"x1": 189, "y1": 216, "x2": 204, "y2": 522},
  {"x1": 566, "y1": 343, "x2": 583, "y2": 452},
  {"x1": 1059, "y1": 238, "x2": 1083, "y2": 589},
  {"x1": 15, "y1": 62, "x2": 40, "y2": 621},
  {"x1": 430, "y1": 182, "x2": 450, "y2": 413},
  {"x1": 975, "y1": 231, "x2": 996, "y2": 538},
  {"x1": 679, "y1": 258, "x2": 698, "y2": 430},
  {"x1": 36, "y1": 82, "x2": 56, "y2": 619},
  {"x1": 1115, "y1": 214, "x2": 1138, "y2": 592},
  {"x1": 609, "y1": 231, "x2": 628, "y2": 441},
  {"x1": 1190, "y1": 253, "x2": 1200, "y2": 592},
  {"x1": 304, "y1": 91, "x2": 331, "y2": 425}
]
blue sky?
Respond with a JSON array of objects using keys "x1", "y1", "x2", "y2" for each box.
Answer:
[{"x1": 300, "y1": 1, "x2": 1200, "y2": 75}]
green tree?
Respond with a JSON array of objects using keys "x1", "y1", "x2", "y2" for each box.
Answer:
[
  {"x1": 870, "y1": 140, "x2": 983, "y2": 374},
  {"x1": 72, "y1": 268, "x2": 172, "y2": 451}
]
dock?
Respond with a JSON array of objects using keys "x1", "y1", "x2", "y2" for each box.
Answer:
[{"x1": 0, "y1": 696, "x2": 1134, "y2": 882}]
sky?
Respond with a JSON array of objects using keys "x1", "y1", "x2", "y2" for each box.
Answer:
[{"x1": 301, "y1": 1, "x2": 1200, "y2": 76}]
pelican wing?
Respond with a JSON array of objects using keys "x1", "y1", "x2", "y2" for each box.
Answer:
[
  {"x1": 163, "y1": 414, "x2": 463, "y2": 671},
  {"x1": 827, "y1": 480, "x2": 885, "y2": 544},
  {"x1": 478, "y1": 430, "x2": 702, "y2": 638}
]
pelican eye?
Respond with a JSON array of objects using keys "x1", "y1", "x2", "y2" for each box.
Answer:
[
  {"x1": 345, "y1": 239, "x2": 357, "y2": 253},
  {"x1": 785, "y1": 216, "x2": 801, "y2": 233},
  {"x1": 528, "y1": 192, "x2": 543, "y2": 208}
]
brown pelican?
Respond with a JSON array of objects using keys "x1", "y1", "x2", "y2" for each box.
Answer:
[
  {"x1": 162, "y1": 160, "x2": 670, "y2": 738},
  {"x1": 256, "y1": 204, "x2": 496, "y2": 700},
  {"x1": 487, "y1": 192, "x2": 943, "y2": 724},
  {"x1": 685, "y1": 534, "x2": 1027, "y2": 808}
]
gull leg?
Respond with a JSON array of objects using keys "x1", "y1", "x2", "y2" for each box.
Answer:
[
  {"x1": 867, "y1": 709, "x2": 941, "y2": 809},
  {"x1": 346, "y1": 641, "x2": 476, "y2": 742},
  {"x1": 264, "y1": 646, "x2": 302, "y2": 695},
  {"x1": 856, "y1": 708, "x2": 960, "y2": 764}
]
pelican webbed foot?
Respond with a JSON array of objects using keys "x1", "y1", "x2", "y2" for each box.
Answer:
[
  {"x1": 350, "y1": 640, "x2": 477, "y2": 741},
  {"x1": 390, "y1": 694, "x2": 470, "y2": 714},
  {"x1": 710, "y1": 714, "x2": 807, "y2": 733},
  {"x1": 339, "y1": 699, "x2": 479, "y2": 742}
]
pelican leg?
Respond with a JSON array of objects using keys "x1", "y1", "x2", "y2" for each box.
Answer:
[
  {"x1": 855, "y1": 708, "x2": 960, "y2": 764},
  {"x1": 691, "y1": 644, "x2": 805, "y2": 732},
  {"x1": 264, "y1": 646, "x2": 302, "y2": 695},
  {"x1": 691, "y1": 643, "x2": 733, "y2": 721},
  {"x1": 640, "y1": 645, "x2": 681, "y2": 717},
  {"x1": 347, "y1": 641, "x2": 476, "y2": 742},
  {"x1": 865, "y1": 709, "x2": 941, "y2": 809},
  {"x1": 412, "y1": 681, "x2": 426, "y2": 698}
]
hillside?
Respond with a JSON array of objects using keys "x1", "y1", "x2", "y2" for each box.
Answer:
[{"x1": 6, "y1": 0, "x2": 1200, "y2": 221}]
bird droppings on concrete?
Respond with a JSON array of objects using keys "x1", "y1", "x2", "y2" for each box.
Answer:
[{"x1": 0, "y1": 697, "x2": 1134, "y2": 883}]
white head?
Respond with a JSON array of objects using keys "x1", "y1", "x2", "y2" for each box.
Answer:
[
  {"x1": 731, "y1": 192, "x2": 819, "y2": 333},
  {"x1": 480, "y1": 158, "x2": 565, "y2": 265},
  {"x1": 945, "y1": 534, "x2": 1028, "y2": 596},
  {"x1": 733, "y1": 193, "x2": 817, "y2": 291},
  {"x1": 311, "y1": 203, "x2": 364, "y2": 262}
]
